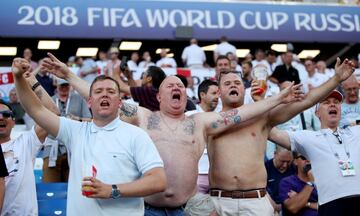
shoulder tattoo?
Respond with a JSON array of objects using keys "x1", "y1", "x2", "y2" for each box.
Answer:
[
  {"x1": 147, "y1": 112, "x2": 161, "y2": 130},
  {"x1": 120, "y1": 103, "x2": 138, "y2": 118},
  {"x1": 182, "y1": 116, "x2": 195, "y2": 135},
  {"x1": 211, "y1": 109, "x2": 242, "y2": 129}
]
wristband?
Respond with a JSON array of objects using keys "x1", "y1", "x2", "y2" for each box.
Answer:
[{"x1": 31, "y1": 82, "x2": 41, "y2": 91}]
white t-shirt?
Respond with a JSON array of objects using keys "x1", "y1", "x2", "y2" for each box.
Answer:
[
  {"x1": 127, "y1": 60, "x2": 138, "y2": 72},
  {"x1": 156, "y1": 57, "x2": 177, "y2": 68},
  {"x1": 214, "y1": 42, "x2": 236, "y2": 56},
  {"x1": 288, "y1": 126, "x2": 360, "y2": 205},
  {"x1": 2, "y1": 128, "x2": 42, "y2": 216},
  {"x1": 302, "y1": 72, "x2": 329, "y2": 93},
  {"x1": 57, "y1": 117, "x2": 164, "y2": 216},
  {"x1": 78, "y1": 58, "x2": 98, "y2": 84},
  {"x1": 96, "y1": 60, "x2": 107, "y2": 75},
  {"x1": 181, "y1": 44, "x2": 206, "y2": 66},
  {"x1": 138, "y1": 61, "x2": 155, "y2": 69}
]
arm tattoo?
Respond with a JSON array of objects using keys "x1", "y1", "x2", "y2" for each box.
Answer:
[
  {"x1": 182, "y1": 117, "x2": 195, "y2": 135},
  {"x1": 147, "y1": 113, "x2": 161, "y2": 130},
  {"x1": 211, "y1": 109, "x2": 242, "y2": 129},
  {"x1": 120, "y1": 103, "x2": 138, "y2": 117}
]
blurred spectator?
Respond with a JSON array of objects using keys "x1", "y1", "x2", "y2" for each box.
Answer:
[
  {"x1": 156, "y1": 49, "x2": 177, "y2": 68},
  {"x1": 42, "y1": 79, "x2": 92, "y2": 182},
  {"x1": 127, "y1": 52, "x2": 139, "y2": 71},
  {"x1": 35, "y1": 59, "x2": 56, "y2": 96},
  {"x1": 316, "y1": 60, "x2": 335, "y2": 79},
  {"x1": 75, "y1": 56, "x2": 98, "y2": 84},
  {"x1": 104, "y1": 47, "x2": 121, "y2": 77},
  {"x1": 226, "y1": 52, "x2": 241, "y2": 72},
  {"x1": 186, "y1": 80, "x2": 219, "y2": 115},
  {"x1": 241, "y1": 61, "x2": 253, "y2": 89},
  {"x1": 185, "y1": 76, "x2": 197, "y2": 101},
  {"x1": 303, "y1": 59, "x2": 328, "y2": 93},
  {"x1": 213, "y1": 36, "x2": 236, "y2": 61},
  {"x1": 244, "y1": 53, "x2": 254, "y2": 62},
  {"x1": 214, "y1": 55, "x2": 231, "y2": 80},
  {"x1": 279, "y1": 153, "x2": 318, "y2": 216},
  {"x1": 349, "y1": 56, "x2": 360, "y2": 83},
  {"x1": 67, "y1": 56, "x2": 76, "y2": 67},
  {"x1": 138, "y1": 51, "x2": 155, "y2": 69},
  {"x1": 340, "y1": 74, "x2": 360, "y2": 128},
  {"x1": 265, "y1": 146, "x2": 296, "y2": 213},
  {"x1": 96, "y1": 51, "x2": 108, "y2": 75},
  {"x1": 252, "y1": 48, "x2": 267, "y2": 68},
  {"x1": 23, "y1": 48, "x2": 38, "y2": 71},
  {"x1": 8, "y1": 88, "x2": 25, "y2": 124},
  {"x1": 114, "y1": 66, "x2": 166, "y2": 111},
  {"x1": 0, "y1": 144, "x2": 8, "y2": 212},
  {"x1": 270, "y1": 51, "x2": 301, "y2": 85},
  {"x1": 265, "y1": 50, "x2": 278, "y2": 75},
  {"x1": 181, "y1": 38, "x2": 206, "y2": 68}
]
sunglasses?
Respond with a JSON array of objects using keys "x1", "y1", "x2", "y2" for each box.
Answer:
[
  {"x1": 296, "y1": 155, "x2": 307, "y2": 160},
  {"x1": 0, "y1": 110, "x2": 14, "y2": 119}
]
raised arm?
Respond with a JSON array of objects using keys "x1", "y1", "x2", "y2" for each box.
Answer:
[
  {"x1": 268, "y1": 58, "x2": 355, "y2": 126},
  {"x1": 41, "y1": 53, "x2": 90, "y2": 100},
  {"x1": 12, "y1": 58, "x2": 59, "y2": 137},
  {"x1": 268, "y1": 127, "x2": 291, "y2": 150},
  {"x1": 201, "y1": 83, "x2": 300, "y2": 136},
  {"x1": 119, "y1": 102, "x2": 151, "y2": 126}
]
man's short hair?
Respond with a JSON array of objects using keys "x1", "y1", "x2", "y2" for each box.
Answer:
[
  {"x1": 89, "y1": 75, "x2": 120, "y2": 97},
  {"x1": 217, "y1": 70, "x2": 242, "y2": 84},
  {"x1": 266, "y1": 50, "x2": 276, "y2": 57},
  {"x1": 147, "y1": 66, "x2": 167, "y2": 90},
  {"x1": 0, "y1": 99, "x2": 13, "y2": 113},
  {"x1": 241, "y1": 60, "x2": 252, "y2": 68},
  {"x1": 175, "y1": 75, "x2": 188, "y2": 88},
  {"x1": 197, "y1": 80, "x2": 218, "y2": 102},
  {"x1": 215, "y1": 55, "x2": 231, "y2": 66}
]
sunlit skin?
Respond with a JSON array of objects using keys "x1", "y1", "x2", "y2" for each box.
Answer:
[
  {"x1": 201, "y1": 85, "x2": 219, "y2": 112},
  {"x1": 273, "y1": 150, "x2": 293, "y2": 173},
  {"x1": 219, "y1": 73, "x2": 245, "y2": 108},
  {"x1": 342, "y1": 76, "x2": 359, "y2": 104},
  {"x1": 158, "y1": 76, "x2": 187, "y2": 117},
  {"x1": 315, "y1": 97, "x2": 342, "y2": 130},
  {"x1": 0, "y1": 104, "x2": 14, "y2": 142},
  {"x1": 215, "y1": 59, "x2": 231, "y2": 79}
]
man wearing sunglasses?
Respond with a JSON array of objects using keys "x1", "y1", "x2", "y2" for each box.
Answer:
[
  {"x1": 270, "y1": 89, "x2": 360, "y2": 216},
  {"x1": 279, "y1": 153, "x2": 318, "y2": 216}
]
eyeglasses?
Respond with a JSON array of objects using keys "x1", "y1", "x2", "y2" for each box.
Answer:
[
  {"x1": 0, "y1": 110, "x2": 14, "y2": 119},
  {"x1": 296, "y1": 155, "x2": 307, "y2": 160}
]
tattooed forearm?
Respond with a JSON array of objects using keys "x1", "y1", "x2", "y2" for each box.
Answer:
[
  {"x1": 120, "y1": 103, "x2": 138, "y2": 117},
  {"x1": 147, "y1": 112, "x2": 161, "y2": 130},
  {"x1": 211, "y1": 109, "x2": 242, "y2": 129},
  {"x1": 183, "y1": 116, "x2": 195, "y2": 135}
]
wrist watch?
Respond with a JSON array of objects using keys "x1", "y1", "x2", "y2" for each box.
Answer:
[
  {"x1": 306, "y1": 182, "x2": 315, "y2": 187},
  {"x1": 111, "y1": 184, "x2": 121, "y2": 199}
]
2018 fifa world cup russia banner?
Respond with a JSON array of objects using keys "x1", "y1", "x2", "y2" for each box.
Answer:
[{"x1": 0, "y1": 0, "x2": 359, "y2": 42}]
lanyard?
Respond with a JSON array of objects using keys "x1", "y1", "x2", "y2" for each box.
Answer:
[
  {"x1": 323, "y1": 128, "x2": 350, "y2": 160},
  {"x1": 56, "y1": 97, "x2": 71, "y2": 116}
]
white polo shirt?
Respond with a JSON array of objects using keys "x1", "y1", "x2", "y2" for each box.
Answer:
[
  {"x1": 57, "y1": 117, "x2": 164, "y2": 216},
  {"x1": 2, "y1": 128, "x2": 42, "y2": 216},
  {"x1": 288, "y1": 126, "x2": 360, "y2": 205},
  {"x1": 181, "y1": 44, "x2": 206, "y2": 66}
]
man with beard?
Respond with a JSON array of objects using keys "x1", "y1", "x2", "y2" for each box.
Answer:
[
  {"x1": 40, "y1": 53, "x2": 299, "y2": 216},
  {"x1": 207, "y1": 58, "x2": 354, "y2": 215}
]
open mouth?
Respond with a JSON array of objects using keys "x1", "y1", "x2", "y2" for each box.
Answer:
[
  {"x1": 229, "y1": 90, "x2": 239, "y2": 96},
  {"x1": 100, "y1": 100, "x2": 110, "y2": 107},
  {"x1": 0, "y1": 122, "x2": 6, "y2": 128},
  {"x1": 329, "y1": 110, "x2": 337, "y2": 116},
  {"x1": 172, "y1": 92, "x2": 181, "y2": 101}
]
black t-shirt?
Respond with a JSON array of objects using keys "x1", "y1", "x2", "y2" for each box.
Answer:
[
  {"x1": 271, "y1": 64, "x2": 301, "y2": 84},
  {"x1": 0, "y1": 145, "x2": 9, "y2": 177}
]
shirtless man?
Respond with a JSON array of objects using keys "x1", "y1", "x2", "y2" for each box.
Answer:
[
  {"x1": 40, "y1": 53, "x2": 299, "y2": 216},
  {"x1": 208, "y1": 59, "x2": 354, "y2": 215}
]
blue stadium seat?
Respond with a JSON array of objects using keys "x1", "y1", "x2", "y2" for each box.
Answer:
[
  {"x1": 36, "y1": 183, "x2": 68, "y2": 200},
  {"x1": 38, "y1": 199, "x2": 66, "y2": 216},
  {"x1": 34, "y1": 170, "x2": 43, "y2": 184}
]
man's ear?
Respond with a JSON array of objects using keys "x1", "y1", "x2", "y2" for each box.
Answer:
[
  {"x1": 146, "y1": 76, "x2": 153, "y2": 84},
  {"x1": 199, "y1": 92, "x2": 206, "y2": 100}
]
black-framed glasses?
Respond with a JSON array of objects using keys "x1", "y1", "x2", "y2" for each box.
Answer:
[
  {"x1": 0, "y1": 110, "x2": 14, "y2": 119},
  {"x1": 296, "y1": 155, "x2": 307, "y2": 160}
]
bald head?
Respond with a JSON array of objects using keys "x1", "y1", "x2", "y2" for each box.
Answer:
[{"x1": 190, "y1": 38, "x2": 197, "y2": 44}]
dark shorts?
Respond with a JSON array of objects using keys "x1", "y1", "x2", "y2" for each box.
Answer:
[{"x1": 144, "y1": 203, "x2": 186, "y2": 216}]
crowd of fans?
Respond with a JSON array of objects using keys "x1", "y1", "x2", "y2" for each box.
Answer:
[{"x1": 0, "y1": 37, "x2": 359, "y2": 216}]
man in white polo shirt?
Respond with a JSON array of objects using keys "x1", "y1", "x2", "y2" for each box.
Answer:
[
  {"x1": 12, "y1": 57, "x2": 167, "y2": 216},
  {"x1": 181, "y1": 38, "x2": 206, "y2": 68},
  {"x1": 270, "y1": 89, "x2": 360, "y2": 216}
]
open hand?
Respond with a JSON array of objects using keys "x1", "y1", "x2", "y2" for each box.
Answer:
[
  {"x1": 12, "y1": 58, "x2": 30, "y2": 77},
  {"x1": 334, "y1": 57, "x2": 355, "y2": 82},
  {"x1": 41, "y1": 53, "x2": 70, "y2": 80},
  {"x1": 82, "y1": 177, "x2": 112, "y2": 199},
  {"x1": 279, "y1": 82, "x2": 305, "y2": 104}
]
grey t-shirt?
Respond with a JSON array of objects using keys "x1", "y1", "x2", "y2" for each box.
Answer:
[{"x1": 288, "y1": 126, "x2": 360, "y2": 205}]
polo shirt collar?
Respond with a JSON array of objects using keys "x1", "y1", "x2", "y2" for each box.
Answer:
[{"x1": 90, "y1": 118, "x2": 121, "y2": 133}]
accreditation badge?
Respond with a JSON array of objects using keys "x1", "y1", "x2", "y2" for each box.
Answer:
[{"x1": 338, "y1": 160, "x2": 356, "y2": 177}]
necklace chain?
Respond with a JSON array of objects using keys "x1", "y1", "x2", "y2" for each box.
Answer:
[{"x1": 159, "y1": 112, "x2": 183, "y2": 132}]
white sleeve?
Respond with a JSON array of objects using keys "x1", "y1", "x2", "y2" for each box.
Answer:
[
  {"x1": 56, "y1": 117, "x2": 80, "y2": 151},
  {"x1": 181, "y1": 48, "x2": 187, "y2": 61},
  {"x1": 133, "y1": 130, "x2": 164, "y2": 174},
  {"x1": 171, "y1": 58, "x2": 177, "y2": 67}
]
